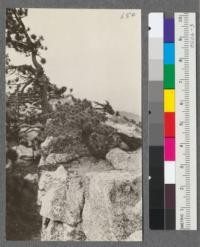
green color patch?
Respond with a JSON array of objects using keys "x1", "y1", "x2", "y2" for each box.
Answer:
[{"x1": 164, "y1": 65, "x2": 175, "y2": 89}]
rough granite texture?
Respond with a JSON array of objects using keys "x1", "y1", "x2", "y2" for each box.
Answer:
[{"x1": 38, "y1": 137, "x2": 142, "y2": 241}]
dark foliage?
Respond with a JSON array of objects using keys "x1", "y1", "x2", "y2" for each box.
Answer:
[
  {"x1": 118, "y1": 133, "x2": 142, "y2": 151},
  {"x1": 6, "y1": 8, "x2": 68, "y2": 141},
  {"x1": 94, "y1": 100, "x2": 115, "y2": 115},
  {"x1": 6, "y1": 148, "x2": 18, "y2": 164},
  {"x1": 87, "y1": 125, "x2": 121, "y2": 158},
  {"x1": 6, "y1": 8, "x2": 45, "y2": 55},
  {"x1": 41, "y1": 98, "x2": 120, "y2": 158},
  {"x1": 6, "y1": 169, "x2": 41, "y2": 240}
]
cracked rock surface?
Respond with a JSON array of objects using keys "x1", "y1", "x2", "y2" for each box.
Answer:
[{"x1": 38, "y1": 136, "x2": 142, "y2": 241}]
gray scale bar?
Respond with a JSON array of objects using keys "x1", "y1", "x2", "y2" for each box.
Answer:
[
  {"x1": 149, "y1": 81, "x2": 163, "y2": 145},
  {"x1": 149, "y1": 59, "x2": 163, "y2": 81},
  {"x1": 149, "y1": 81, "x2": 163, "y2": 102},
  {"x1": 149, "y1": 123, "x2": 163, "y2": 146},
  {"x1": 149, "y1": 38, "x2": 163, "y2": 60},
  {"x1": 149, "y1": 101, "x2": 163, "y2": 125},
  {"x1": 149, "y1": 12, "x2": 164, "y2": 230}
]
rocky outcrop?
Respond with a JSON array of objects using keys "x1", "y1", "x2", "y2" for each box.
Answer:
[
  {"x1": 38, "y1": 164, "x2": 87, "y2": 240},
  {"x1": 105, "y1": 119, "x2": 141, "y2": 139},
  {"x1": 42, "y1": 153, "x2": 80, "y2": 167},
  {"x1": 38, "y1": 165, "x2": 67, "y2": 206},
  {"x1": 104, "y1": 114, "x2": 142, "y2": 150},
  {"x1": 40, "y1": 136, "x2": 54, "y2": 157},
  {"x1": 106, "y1": 148, "x2": 141, "y2": 175},
  {"x1": 37, "y1": 131, "x2": 142, "y2": 241},
  {"x1": 41, "y1": 219, "x2": 86, "y2": 241},
  {"x1": 9, "y1": 143, "x2": 41, "y2": 167},
  {"x1": 40, "y1": 174, "x2": 84, "y2": 226},
  {"x1": 24, "y1": 173, "x2": 38, "y2": 183},
  {"x1": 19, "y1": 124, "x2": 41, "y2": 143},
  {"x1": 12, "y1": 144, "x2": 33, "y2": 160},
  {"x1": 82, "y1": 171, "x2": 142, "y2": 241}
]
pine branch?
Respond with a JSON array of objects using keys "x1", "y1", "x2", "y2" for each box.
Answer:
[
  {"x1": 12, "y1": 9, "x2": 33, "y2": 47},
  {"x1": 12, "y1": 8, "x2": 43, "y2": 72},
  {"x1": 21, "y1": 78, "x2": 34, "y2": 93}
]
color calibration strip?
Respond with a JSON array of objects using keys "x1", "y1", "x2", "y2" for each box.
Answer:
[
  {"x1": 149, "y1": 12, "x2": 197, "y2": 230},
  {"x1": 164, "y1": 17, "x2": 175, "y2": 229}
]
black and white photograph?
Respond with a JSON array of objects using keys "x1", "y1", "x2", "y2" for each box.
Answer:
[{"x1": 6, "y1": 8, "x2": 142, "y2": 241}]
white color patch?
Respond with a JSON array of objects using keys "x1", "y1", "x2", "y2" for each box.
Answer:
[
  {"x1": 149, "y1": 13, "x2": 163, "y2": 38},
  {"x1": 164, "y1": 161, "x2": 175, "y2": 184}
]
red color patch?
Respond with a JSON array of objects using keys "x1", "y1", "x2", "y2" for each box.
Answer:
[{"x1": 164, "y1": 112, "x2": 175, "y2": 137}]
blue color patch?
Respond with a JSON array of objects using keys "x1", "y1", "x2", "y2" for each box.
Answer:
[{"x1": 164, "y1": 43, "x2": 175, "y2": 64}]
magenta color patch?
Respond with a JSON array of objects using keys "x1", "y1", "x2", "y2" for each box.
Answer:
[{"x1": 164, "y1": 138, "x2": 175, "y2": 160}]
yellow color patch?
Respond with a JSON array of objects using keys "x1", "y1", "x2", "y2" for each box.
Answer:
[{"x1": 164, "y1": 89, "x2": 175, "y2": 112}]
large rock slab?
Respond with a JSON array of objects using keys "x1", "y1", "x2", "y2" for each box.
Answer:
[
  {"x1": 38, "y1": 165, "x2": 68, "y2": 205},
  {"x1": 64, "y1": 177, "x2": 85, "y2": 226},
  {"x1": 106, "y1": 148, "x2": 141, "y2": 175},
  {"x1": 105, "y1": 119, "x2": 141, "y2": 139},
  {"x1": 45, "y1": 153, "x2": 79, "y2": 166},
  {"x1": 38, "y1": 150, "x2": 142, "y2": 241},
  {"x1": 39, "y1": 166, "x2": 84, "y2": 226},
  {"x1": 40, "y1": 177, "x2": 84, "y2": 226},
  {"x1": 82, "y1": 170, "x2": 142, "y2": 241},
  {"x1": 67, "y1": 157, "x2": 113, "y2": 176},
  {"x1": 40, "y1": 184, "x2": 66, "y2": 222}
]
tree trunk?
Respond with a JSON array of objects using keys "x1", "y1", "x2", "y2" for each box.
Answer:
[
  {"x1": 32, "y1": 52, "x2": 50, "y2": 114},
  {"x1": 40, "y1": 75, "x2": 50, "y2": 113}
]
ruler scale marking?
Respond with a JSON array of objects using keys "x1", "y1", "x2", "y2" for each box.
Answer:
[{"x1": 175, "y1": 12, "x2": 197, "y2": 230}]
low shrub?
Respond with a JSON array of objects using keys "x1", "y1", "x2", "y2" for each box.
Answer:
[{"x1": 41, "y1": 98, "x2": 118, "y2": 158}]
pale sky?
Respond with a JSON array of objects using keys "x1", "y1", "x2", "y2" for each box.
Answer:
[{"x1": 7, "y1": 9, "x2": 141, "y2": 116}]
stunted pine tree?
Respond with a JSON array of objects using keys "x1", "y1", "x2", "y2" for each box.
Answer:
[
  {"x1": 6, "y1": 8, "x2": 69, "y2": 145},
  {"x1": 6, "y1": 8, "x2": 51, "y2": 114},
  {"x1": 6, "y1": 8, "x2": 67, "y2": 119}
]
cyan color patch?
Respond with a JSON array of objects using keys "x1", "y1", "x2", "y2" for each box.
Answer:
[{"x1": 164, "y1": 43, "x2": 175, "y2": 64}]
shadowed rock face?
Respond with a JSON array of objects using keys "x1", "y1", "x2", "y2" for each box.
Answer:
[
  {"x1": 38, "y1": 146, "x2": 142, "y2": 241},
  {"x1": 6, "y1": 168, "x2": 42, "y2": 240}
]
